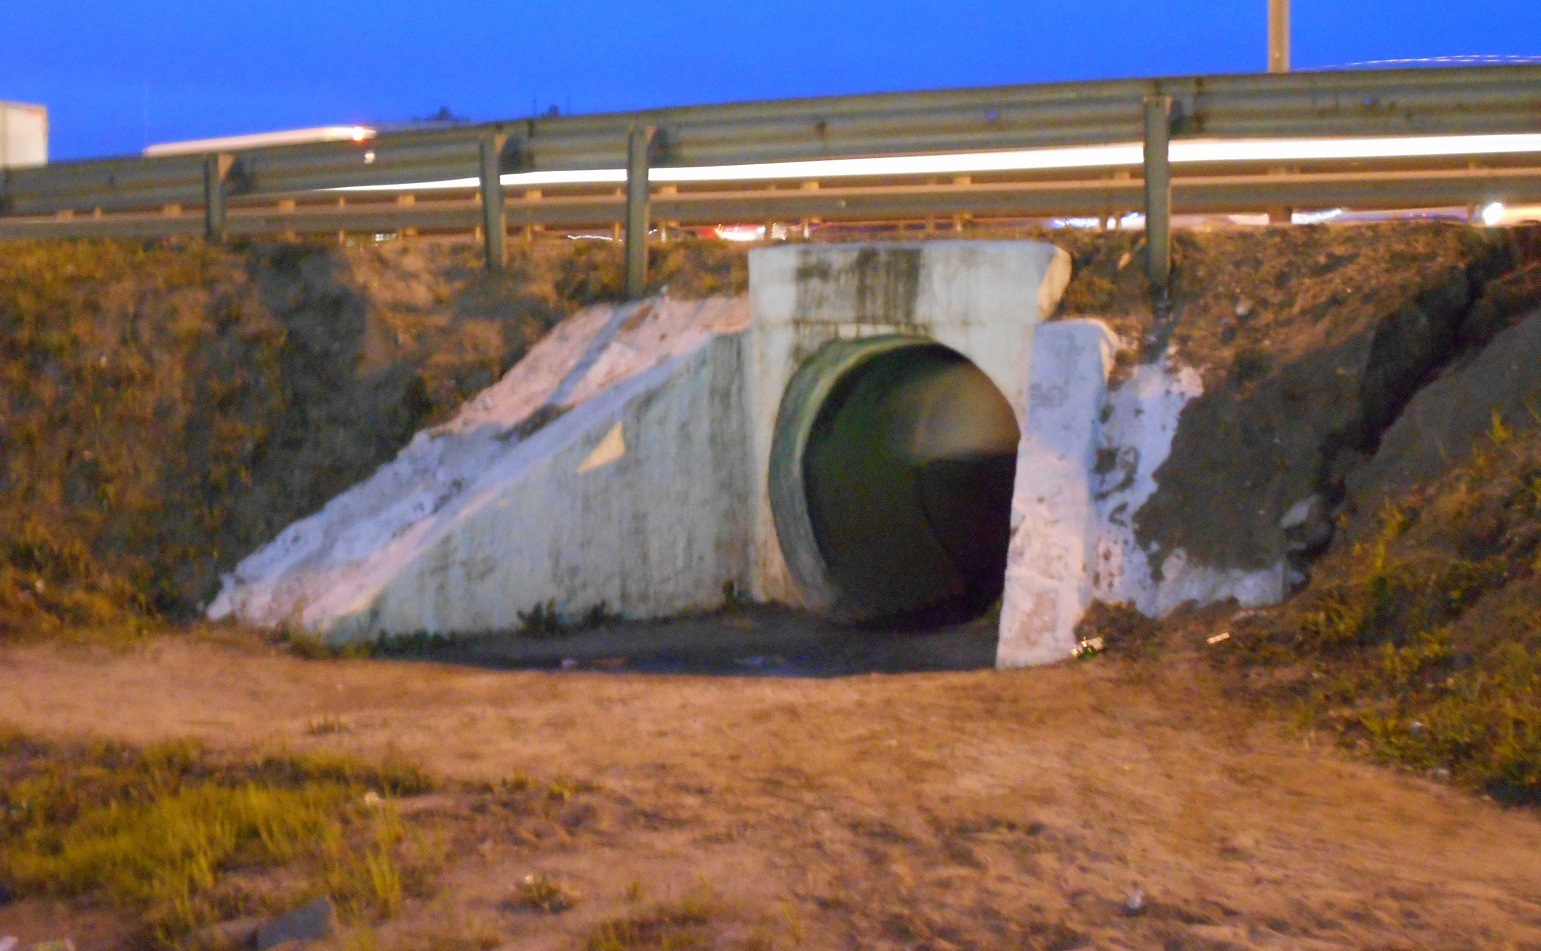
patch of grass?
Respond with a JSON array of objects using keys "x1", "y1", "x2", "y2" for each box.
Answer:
[
  {"x1": 0, "y1": 731, "x2": 439, "y2": 946},
  {"x1": 585, "y1": 895, "x2": 714, "y2": 951},
  {"x1": 515, "y1": 599, "x2": 613, "y2": 640},
  {"x1": 1232, "y1": 422, "x2": 1541, "y2": 803},
  {"x1": 282, "y1": 628, "x2": 377, "y2": 660},
  {"x1": 511, "y1": 872, "x2": 580, "y2": 913}
]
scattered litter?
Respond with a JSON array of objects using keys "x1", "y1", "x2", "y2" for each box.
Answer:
[
  {"x1": 1207, "y1": 631, "x2": 1231, "y2": 645},
  {"x1": 736, "y1": 656, "x2": 766, "y2": 668},
  {"x1": 560, "y1": 658, "x2": 579, "y2": 670},
  {"x1": 1123, "y1": 885, "x2": 1146, "y2": 916},
  {"x1": 362, "y1": 790, "x2": 384, "y2": 807},
  {"x1": 256, "y1": 896, "x2": 335, "y2": 950},
  {"x1": 1229, "y1": 609, "x2": 1257, "y2": 622},
  {"x1": 1072, "y1": 636, "x2": 1105, "y2": 659}
]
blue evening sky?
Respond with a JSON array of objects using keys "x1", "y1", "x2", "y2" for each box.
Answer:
[{"x1": 2, "y1": 1, "x2": 1538, "y2": 161}]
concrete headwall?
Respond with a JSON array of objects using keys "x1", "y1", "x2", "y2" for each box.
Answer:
[{"x1": 746, "y1": 241, "x2": 1072, "y2": 609}]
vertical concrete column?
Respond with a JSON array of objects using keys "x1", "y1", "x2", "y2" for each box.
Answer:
[
  {"x1": 1142, "y1": 96, "x2": 1172, "y2": 297},
  {"x1": 203, "y1": 153, "x2": 231, "y2": 243},
  {"x1": 480, "y1": 132, "x2": 508, "y2": 270},
  {"x1": 625, "y1": 125, "x2": 655, "y2": 298}
]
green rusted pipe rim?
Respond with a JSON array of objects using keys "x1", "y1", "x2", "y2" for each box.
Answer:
[{"x1": 768, "y1": 335, "x2": 1019, "y2": 625}]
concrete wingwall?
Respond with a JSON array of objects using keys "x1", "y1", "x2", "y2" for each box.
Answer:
[
  {"x1": 209, "y1": 296, "x2": 755, "y2": 638},
  {"x1": 334, "y1": 335, "x2": 752, "y2": 639}
]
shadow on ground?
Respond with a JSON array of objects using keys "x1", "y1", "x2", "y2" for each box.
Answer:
[{"x1": 374, "y1": 605, "x2": 999, "y2": 677}]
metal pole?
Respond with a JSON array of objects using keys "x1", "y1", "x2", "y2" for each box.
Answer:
[
  {"x1": 1143, "y1": 95, "x2": 1172, "y2": 296},
  {"x1": 1268, "y1": 0, "x2": 1290, "y2": 73},
  {"x1": 479, "y1": 133, "x2": 507, "y2": 270},
  {"x1": 625, "y1": 125, "x2": 655, "y2": 298},
  {"x1": 203, "y1": 153, "x2": 229, "y2": 243}
]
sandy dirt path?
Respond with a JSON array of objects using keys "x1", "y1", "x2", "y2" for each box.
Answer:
[{"x1": 3, "y1": 632, "x2": 1540, "y2": 950}]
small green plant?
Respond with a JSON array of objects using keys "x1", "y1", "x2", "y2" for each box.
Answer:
[
  {"x1": 581, "y1": 601, "x2": 615, "y2": 628},
  {"x1": 585, "y1": 895, "x2": 713, "y2": 951},
  {"x1": 721, "y1": 581, "x2": 748, "y2": 615},
  {"x1": 307, "y1": 715, "x2": 351, "y2": 736},
  {"x1": 512, "y1": 872, "x2": 580, "y2": 913},
  {"x1": 517, "y1": 600, "x2": 568, "y2": 639},
  {"x1": 283, "y1": 629, "x2": 375, "y2": 660}
]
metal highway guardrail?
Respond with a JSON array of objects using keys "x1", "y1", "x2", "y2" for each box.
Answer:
[{"x1": 2, "y1": 64, "x2": 1540, "y2": 297}]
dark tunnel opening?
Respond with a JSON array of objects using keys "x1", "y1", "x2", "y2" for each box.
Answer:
[{"x1": 770, "y1": 337, "x2": 1020, "y2": 627}]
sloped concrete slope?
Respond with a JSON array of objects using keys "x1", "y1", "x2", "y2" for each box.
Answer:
[{"x1": 209, "y1": 296, "x2": 750, "y2": 641}]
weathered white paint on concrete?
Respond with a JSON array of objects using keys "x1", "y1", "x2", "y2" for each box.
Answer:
[
  {"x1": 209, "y1": 296, "x2": 750, "y2": 641},
  {"x1": 997, "y1": 334, "x2": 1292, "y2": 667},
  {"x1": 996, "y1": 320, "x2": 1119, "y2": 668},
  {"x1": 745, "y1": 241, "x2": 1072, "y2": 607},
  {"x1": 1086, "y1": 354, "x2": 1286, "y2": 620}
]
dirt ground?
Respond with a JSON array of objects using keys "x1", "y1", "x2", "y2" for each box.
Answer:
[{"x1": 3, "y1": 622, "x2": 1540, "y2": 950}]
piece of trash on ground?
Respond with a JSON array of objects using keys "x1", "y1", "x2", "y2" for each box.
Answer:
[{"x1": 1124, "y1": 885, "x2": 1146, "y2": 916}]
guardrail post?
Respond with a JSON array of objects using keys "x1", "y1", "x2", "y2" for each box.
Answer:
[
  {"x1": 625, "y1": 125, "x2": 655, "y2": 298},
  {"x1": 1142, "y1": 95, "x2": 1173, "y2": 299},
  {"x1": 480, "y1": 132, "x2": 508, "y2": 270},
  {"x1": 203, "y1": 153, "x2": 231, "y2": 243}
]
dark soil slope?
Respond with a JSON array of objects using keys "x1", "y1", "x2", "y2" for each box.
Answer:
[{"x1": 1057, "y1": 222, "x2": 1528, "y2": 578}]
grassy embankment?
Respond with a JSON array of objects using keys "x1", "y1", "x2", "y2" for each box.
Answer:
[
  {"x1": 1231, "y1": 418, "x2": 1541, "y2": 803},
  {"x1": 0, "y1": 731, "x2": 437, "y2": 946}
]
